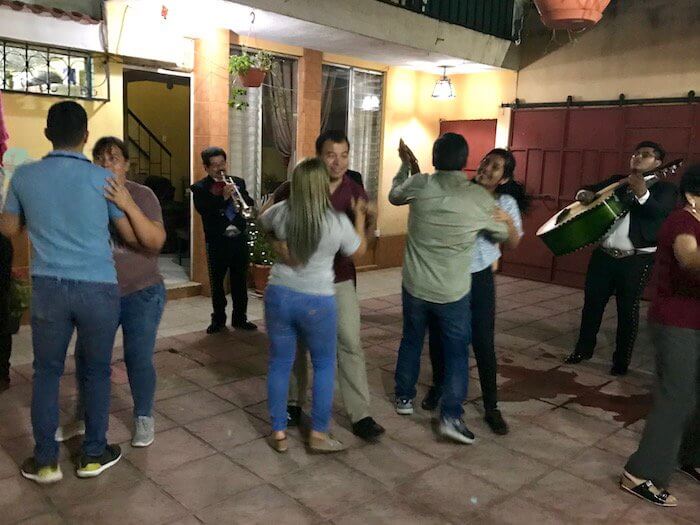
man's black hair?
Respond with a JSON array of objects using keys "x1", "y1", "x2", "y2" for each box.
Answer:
[
  {"x1": 201, "y1": 146, "x2": 227, "y2": 166},
  {"x1": 45, "y1": 101, "x2": 87, "y2": 149},
  {"x1": 315, "y1": 130, "x2": 350, "y2": 156},
  {"x1": 433, "y1": 132, "x2": 468, "y2": 171}
]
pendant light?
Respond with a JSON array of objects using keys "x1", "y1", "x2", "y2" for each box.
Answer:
[{"x1": 432, "y1": 66, "x2": 455, "y2": 100}]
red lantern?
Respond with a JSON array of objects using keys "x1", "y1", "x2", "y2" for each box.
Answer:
[{"x1": 533, "y1": 0, "x2": 611, "y2": 31}]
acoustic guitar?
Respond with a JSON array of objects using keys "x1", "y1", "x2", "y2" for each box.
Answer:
[{"x1": 537, "y1": 159, "x2": 683, "y2": 256}]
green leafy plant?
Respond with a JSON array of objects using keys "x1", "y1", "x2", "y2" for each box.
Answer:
[
  {"x1": 247, "y1": 219, "x2": 276, "y2": 266},
  {"x1": 228, "y1": 87, "x2": 249, "y2": 111},
  {"x1": 228, "y1": 50, "x2": 273, "y2": 76}
]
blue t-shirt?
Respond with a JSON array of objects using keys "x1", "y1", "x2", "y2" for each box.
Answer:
[
  {"x1": 3, "y1": 150, "x2": 124, "y2": 283},
  {"x1": 470, "y1": 193, "x2": 523, "y2": 273}
]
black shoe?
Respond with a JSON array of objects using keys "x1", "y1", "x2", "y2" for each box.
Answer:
[
  {"x1": 287, "y1": 405, "x2": 301, "y2": 427},
  {"x1": 233, "y1": 320, "x2": 258, "y2": 331},
  {"x1": 564, "y1": 351, "x2": 593, "y2": 364},
  {"x1": 620, "y1": 471, "x2": 677, "y2": 507},
  {"x1": 20, "y1": 457, "x2": 63, "y2": 484},
  {"x1": 610, "y1": 363, "x2": 628, "y2": 376},
  {"x1": 76, "y1": 444, "x2": 122, "y2": 478},
  {"x1": 0, "y1": 375, "x2": 9, "y2": 393},
  {"x1": 352, "y1": 417, "x2": 385, "y2": 441},
  {"x1": 206, "y1": 322, "x2": 225, "y2": 334},
  {"x1": 485, "y1": 409, "x2": 509, "y2": 435},
  {"x1": 679, "y1": 465, "x2": 700, "y2": 484},
  {"x1": 421, "y1": 388, "x2": 441, "y2": 411}
]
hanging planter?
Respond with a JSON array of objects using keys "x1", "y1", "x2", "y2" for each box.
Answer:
[
  {"x1": 229, "y1": 50, "x2": 272, "y2": 88},
  {"x1": 532, "y1": 0, "x2": 611, "y2": 31}
]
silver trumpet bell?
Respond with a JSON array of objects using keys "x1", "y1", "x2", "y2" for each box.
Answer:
[{"x1": 221, "y1": 172, "x2": 254, "y2": 220}]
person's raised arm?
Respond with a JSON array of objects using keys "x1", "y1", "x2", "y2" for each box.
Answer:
[{"x1": 105, "y1": 179, "x2": 165, "y2": 253}]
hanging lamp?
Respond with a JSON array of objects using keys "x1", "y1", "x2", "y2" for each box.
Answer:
[{"x1": 432, "y1": 66, "x2": 455, "y2": 99}]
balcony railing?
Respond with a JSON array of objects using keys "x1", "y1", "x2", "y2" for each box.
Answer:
[{"x1": 377, "y1": 0, "x2": 515, "y2": 40}]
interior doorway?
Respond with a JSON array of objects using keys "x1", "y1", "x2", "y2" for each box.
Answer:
[{"x1": 123, "y1": 68, "x2": 192, "y2": 288}]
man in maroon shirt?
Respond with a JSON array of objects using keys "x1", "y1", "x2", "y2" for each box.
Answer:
[{"x1": 263, "y1": 130, "x2": 384, "y2": 441}]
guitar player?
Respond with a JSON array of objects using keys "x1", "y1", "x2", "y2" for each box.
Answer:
[{"x1": 565, "y1": 141, "x2": 679, "y2": 375}]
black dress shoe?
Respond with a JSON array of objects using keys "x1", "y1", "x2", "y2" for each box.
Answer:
[
  {"x1": 233, "y1": 320, "x2": 258, "y2": 331},
  {"x1": 421, "y1": 387, "x2": 441, "y2": 411},
  {"x1": 564, "y1": 351, "x2": 593, "y2": 364},
  {"x1": 352, "y1": 417, "x2": 385, "y2": 441},
  {"x1": 679, "y1": 465, "x2": 700, "y2": 484},
  {"x1": 485, "y1": 409, "x2": 509, "y2": 435},
  {"x1": 610, "y1": 363, "x2": 628, "y2": 376},
  {"x1": 206, "y1": 322, "x2": 225, "y2": 334},
  {"x1": 287, "y1": 405, "x2": 301, "y2": 427}
]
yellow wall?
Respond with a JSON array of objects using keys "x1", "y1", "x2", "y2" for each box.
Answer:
[
  {"x1": 516, "y1": 0, "x2": 700, "y2": 103},
  {"x1": 378, "y1": 68, "x2": 517, "y2": 236},
  {"x1": 2, "y1": 61, "x2": 124, "y2": 162},
  {"x1": 126, "y1": 80, "x2": 190, "y2": 201}
]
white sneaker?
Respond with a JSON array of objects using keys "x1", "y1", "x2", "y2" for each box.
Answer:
[
  {"x1": 132, "y1": 416, "x2": 155, "y2": 447},
  {"x1": 55, "y1": 420, "x2": 85, "y2": 442}
]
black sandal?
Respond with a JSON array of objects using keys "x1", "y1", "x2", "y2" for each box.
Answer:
[
  {"x1": 679, "y1": 465, "x2": 700, "y2": 484},
  {"x1": 620, "y1": 472, "x2": 677, "y2": 507}
]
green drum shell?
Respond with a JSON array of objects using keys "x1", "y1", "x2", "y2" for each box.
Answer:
[{"x1": 539, "y1": 196, "x2": 627, "y2": 256}]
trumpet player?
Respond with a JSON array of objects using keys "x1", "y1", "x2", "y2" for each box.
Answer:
[{"x1": 191, "y1": 147, "x2": 257, "y2": 334}]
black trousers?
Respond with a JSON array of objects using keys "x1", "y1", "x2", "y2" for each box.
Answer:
[
  {"x1": 206, "y1": 237, "x2": 250, "y2": 325},
  {"x1": 0, "y1": 233, "x2": 13, "y2": 379},
  {"x1": 428, "y1": 266, "x2": 498, "y2": 411},
  {"x1": 575, "y1": 249, "x2": 654, "y2": 368}
]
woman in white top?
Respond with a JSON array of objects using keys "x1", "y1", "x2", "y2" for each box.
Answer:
[{"x1": 261, "y1": 158, "x2": 367, "y2": 453}]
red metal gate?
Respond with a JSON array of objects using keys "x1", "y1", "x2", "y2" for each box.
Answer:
[
  {"x1": 502, "y1": 104, "x2": 700, "y2": 288},
  {"x1": 439, "y1": 119, "x2": 497, "y2": 177}
]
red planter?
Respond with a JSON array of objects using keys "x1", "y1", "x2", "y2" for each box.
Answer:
[
  {"x1": 238, "y1": 68, "x2": 267, "y2": 88},
  {"x1": 533, "y1": 0, "x2": 611, "y2": 30},
  {"x1": 251, "y1": 264, "x2": 271, "y2": 294}
]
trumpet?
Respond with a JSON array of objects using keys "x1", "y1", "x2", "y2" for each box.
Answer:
[{"x1": 220, "y1": 171, "x2": 254, "y2": 220}]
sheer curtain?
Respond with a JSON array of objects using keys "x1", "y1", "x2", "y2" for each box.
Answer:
[
  {"x1": 348, "y1": 70, "x2": 384, "y2": 199},
  {"x1": 228, "y1": 87, "x2": 262, "y2": 200},
  {"x1": 321, "y1": 65, "x2": 338, "y2": 132},
  {"x1": 264, "y1": 60, "x2": 296, "y2": 169}
]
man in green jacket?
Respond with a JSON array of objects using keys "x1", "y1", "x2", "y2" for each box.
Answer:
[{"x1": 390, "y1": 133, "x2": 508, "y2": 444}]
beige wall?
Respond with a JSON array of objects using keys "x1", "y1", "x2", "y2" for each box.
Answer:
[
  {"x1": 378, "y1": 68, "x2": 517, "y2": 236},
  {"x1": 127, "y1": 80, "x2": 190, "y2": 201},
  {"x1": 516, "y1": 0, "x2": 700, "y2": 103}
]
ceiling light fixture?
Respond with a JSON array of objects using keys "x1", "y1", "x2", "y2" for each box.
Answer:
[{"x1": 432, "y1": 66, "x2": 455, "y2": 100}]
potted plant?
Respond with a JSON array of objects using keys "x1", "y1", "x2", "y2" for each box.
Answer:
[
  {"x1": 8, "y1": 269, "x2": 30, "y2": 334},
  {"x1": 229, "y1": 50, "x2": 273, "y2": 88},
  {"x1": 247, "y1": 219, "x2": 275, "y2": 294},
  {"x1": 532, "y1": 0, "x2": 611, "y2": 30}
]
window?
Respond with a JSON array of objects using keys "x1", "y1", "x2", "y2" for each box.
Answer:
[
  {"x1": 322, "y1": 65, "x2": 384, "y2": 199},
  {"x1": 0, "y1": 39, "x2": 109, "y2": 100},
  {"x1": 229, "y1": 52, "x2": 297, "y2": 200}
]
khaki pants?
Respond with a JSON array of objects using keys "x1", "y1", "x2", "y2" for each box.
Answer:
[{"x1": 288, "y1": 279, "x2": 372, "y2": 423}]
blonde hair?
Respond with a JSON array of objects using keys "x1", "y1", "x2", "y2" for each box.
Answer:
[{"x1": 287, "y1": 158, "x2": 331, "y2": 264}]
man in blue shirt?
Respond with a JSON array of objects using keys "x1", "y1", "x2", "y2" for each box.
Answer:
[{"x1": 0, "y1": 101, "x2": 135, "y2": 484}]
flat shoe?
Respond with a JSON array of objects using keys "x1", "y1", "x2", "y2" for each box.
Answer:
[
  {"x1": 267, "y1": 434, "x2": 288, "y2": 453},
  {"x1": 308, "y1": 434, "x2": 346, "y2": 454}
]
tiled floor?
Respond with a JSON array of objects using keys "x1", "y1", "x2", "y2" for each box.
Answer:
[{"x1": 1, "y1": 269, "x2": 697, "y2": 524}]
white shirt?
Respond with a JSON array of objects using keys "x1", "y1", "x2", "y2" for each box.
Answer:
[{"x1": 599, "y1": 190, "x2": 656, "y2": 252}]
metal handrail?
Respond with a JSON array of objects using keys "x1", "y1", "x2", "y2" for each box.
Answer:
[{"x1": 127, "y1": 109, "x2": 172, "y2": 180}]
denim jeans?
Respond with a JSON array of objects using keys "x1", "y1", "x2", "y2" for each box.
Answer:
[
  {"x1": 76, "y1": 283, "x2": 166, "y2": 418},
  {"x1": 265, "y1": 285, "x2": 337, "y2": 432},
  {"x1": 395, "y1": 287, "x2": 471, "y2": 419},
  {"x1": 31, "y1": 276, "x2": 120, "y2": 465},
  {"x1": 428, "y1": 267, "x2": 498, "y2": 411}
]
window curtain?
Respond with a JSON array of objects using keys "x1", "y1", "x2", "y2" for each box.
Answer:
[
  {"x1": 321, "y1": 65, "x2": 338, "y2": 132},
  {"x1": 263, "y1": 60, "x2": 296, "y2": 172},
  {"x1": 348, "y1": 70, "x2": 384, "y2": 199}
]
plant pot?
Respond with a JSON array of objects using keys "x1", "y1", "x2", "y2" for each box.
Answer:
[
  {"x1": 533, "y1": 0, "x2": 611, "y2": 30},
  {"x1": 251, "y1": 264, "x2": 271, "y2": 294},
  {"x1": 239, "y1": 68, "x2": 267, "y2": 88}
]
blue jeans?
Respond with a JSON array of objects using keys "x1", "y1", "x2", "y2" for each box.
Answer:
[
  {"x1": 265, "y1": 285, "x2": 337, "y2": 432},
  {"x1": 76, "y1": 283, "x2": 166, "y2": 418},
  {"x1": 395, "y1": 287, "x2": 471, "y2": 419},
  {"x1": 31, "y1": 277, "x2": 120, "y2": 465}
]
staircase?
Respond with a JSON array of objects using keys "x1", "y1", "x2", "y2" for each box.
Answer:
[{"x1": 126, "y1": 109, "x2": 173, "y2": 181}]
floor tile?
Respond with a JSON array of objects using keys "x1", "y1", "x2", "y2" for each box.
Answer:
[
  {"x1": 125, "y1": 427, "x2": 214, "y2": 474},
  {"x1": 481, "y1": 495, "x2": 567, "y2": 525},
  {"x1": 0, "y1": 475, "x2": 52, "y2": 523},
  {"x1": 224, "y1": 437, "x2": 324, "y2": 482},
  {"x1": 184, "y1": 409, "x2": 266, "y2": 450},
  {"x1": 156, "y1": 391, "x2": 234, "y2": 425},
  {"x1": 333, "y1": 494, "x2": 446, "y2": 525}
]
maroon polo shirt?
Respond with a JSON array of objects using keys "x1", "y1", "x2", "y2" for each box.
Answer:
[{"x1": 272, "y1": 173, "x2": 368, "y2": 284}]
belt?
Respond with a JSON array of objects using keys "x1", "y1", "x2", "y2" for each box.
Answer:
[{"x1": 599, "y1": 247, "x2": 652, "y2": 259}]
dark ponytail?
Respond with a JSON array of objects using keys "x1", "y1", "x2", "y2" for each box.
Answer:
[{"x1": 487, "y1": 148, "x2": 531, "y2": 214}]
